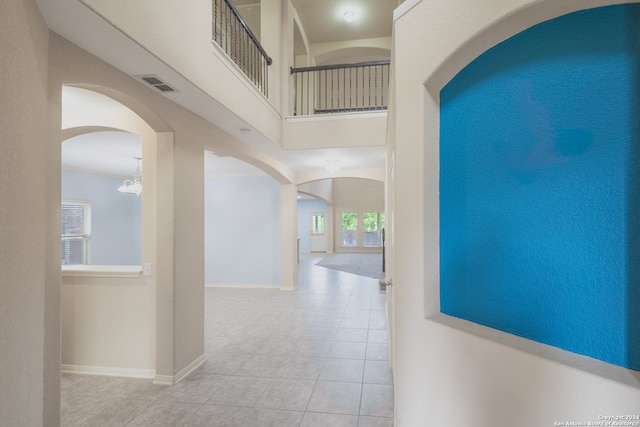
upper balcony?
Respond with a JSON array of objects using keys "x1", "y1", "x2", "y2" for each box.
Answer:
[
  {"x1": 215, "y1": 0, "x2": 393, "y2": 151},
  {"x1": 214, "y1": 0, "x2": 391, "y2": 114},
  {"x1": 40, "y1": 0, "x2": 395, "y2": 164}
]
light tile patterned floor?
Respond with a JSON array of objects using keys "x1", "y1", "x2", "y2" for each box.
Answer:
[{"x1": 61, "y1": 254, "x2": 393, "y2": 426}]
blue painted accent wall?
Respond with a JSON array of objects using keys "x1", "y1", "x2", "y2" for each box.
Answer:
[{"x1": 440, "y1": 5, "x2": 640, "y2": 370}]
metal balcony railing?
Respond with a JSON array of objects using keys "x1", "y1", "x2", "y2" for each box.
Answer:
[
  {"x1": 291, "y1": 60, "x2": 390, "y2": 116},
  {"x1": 212, "y1": 0, "x2": 272, "y2": 97}
]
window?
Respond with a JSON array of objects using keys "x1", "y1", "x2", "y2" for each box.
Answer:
[
  {"x1": 61, "y1": 201, "x2": 90, "y2": 265},
  {"x1": 363, "y1": 212, "x2": 386, "y2": 247},
  {"x1": 311, "y1": 213, "x2": 325, "y2": 234},
  {"x1": 341, "y1": 212, "x2": 358, "y2": 247}
]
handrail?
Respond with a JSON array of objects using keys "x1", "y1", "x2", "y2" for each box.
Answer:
[
  {"x1": 223, "y1": 0, "x2": 272, "y2": 65},
  {"x1": 213, "y1": 0, "x2": 272, "y2": 96},
  {"x1": 291, "y1": 60, "x2": 390, "y2": 74},
  {"x1": 290, "y1": 60, "x2": 391, "y2": 116}
]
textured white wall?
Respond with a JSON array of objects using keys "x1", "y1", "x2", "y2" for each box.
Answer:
[
  {"x1": 0, "y1": 0, "x2": 58, "y2": 424},
  {"x1": 390, "y1": 0, "x2": 640, "y2": 426},
  {"x1": 283, "y1": 113, "x2": 387, "y2": 150}
]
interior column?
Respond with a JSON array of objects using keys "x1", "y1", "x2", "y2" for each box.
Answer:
[{"x1": 280, "y1": 183, "x2": 298, "y2": 290}]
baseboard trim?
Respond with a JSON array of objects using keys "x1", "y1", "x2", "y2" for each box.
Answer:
[
  {"x1": 152, "y1": 374, "x2": 174, "y2": 386},
  {"x1": 205, "y1": 283, "x2": 280, "y2": 289},
  {"x1": 61, "y1": 364, "x2": 155, "y2": 379},
  {"x1": 153, "y1": 353, "x2": 206, "y2": 385}
]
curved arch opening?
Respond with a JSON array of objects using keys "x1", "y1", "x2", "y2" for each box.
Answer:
[
  {"x1": 62, "y1": 129, "x2": 142, "y2": 266},
  {"x1": 438, "y1": 4, "x2": 640, "y2": 370},
  {"x1": 60, "y1": 85, "x2": 167, "y2": 379},
  {"x1": 297, "y1": 177, "x2": 385, "y2": 255},
  {"x1": 204, "y1": 150, "x2": 282, "y2": 287},
  {"x1": 64, "y1": 83, "x2": 171, "y2": 133}
]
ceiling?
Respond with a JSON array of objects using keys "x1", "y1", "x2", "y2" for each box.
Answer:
[
  {"x1": 290, "y1": 0, "x2": 394, "y2": 44},
  {"x1": 46, "y1": 0, "x2": 394, "y2": 179},
  {"x1": 235, "y1": 0, "x2": 396, "y2": 63}
]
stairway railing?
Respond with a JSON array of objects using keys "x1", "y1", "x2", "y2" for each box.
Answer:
[
  {"x1": 212, "y1": 0, "x2": 272, "y2": 97},
  {"x1": 291, "y1": 60, "x2": 390, "y2": 116}
]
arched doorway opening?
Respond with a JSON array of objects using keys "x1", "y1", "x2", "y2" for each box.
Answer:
[
  {"x1": 59, "y1": 85, "x2": 171, "y2": 380},
  {"x1": 204, "y1": 151, "x2": 282, "y2": 288}
]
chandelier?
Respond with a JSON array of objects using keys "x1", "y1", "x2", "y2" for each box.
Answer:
[{"x1": 118, "y1": 157, "x2": 142, "y2": 197}]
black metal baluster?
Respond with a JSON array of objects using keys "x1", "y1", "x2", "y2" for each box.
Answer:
[
  {"x1": 374, "y1": 65, "x2": 378, "y2": 108},
  {"x1": 362, "y1": 67, "x2": 365, "y2": 111},
  {"x1": 381, "y1": 64, "x2": 385, "y2": 107},
  {"x1": 265, "y1": 59, "x2": 269, "y2": 97},
  {"x1": 290, "y1": 60, "x2": 389, "y2": 115},
  {"x1": 368, "y1": 65, "x2": 371, "y2": 108},
  {"x1": 338, "y1": 68, "x2": 347, "y2": 109},
  {"x1": 307, "y1": 70, "x2": 311, "y2": 115},
  {"x1": 213, "y1": 0, "x2": 217, "y2": 43},
  {"x1": 331, "y1": 70, "x2": 336, "y2": 113},
  {"x1": 211, "y1": 0, "x2": 271, "y2": 96},
  {"x1": 349, "y1": 68, "x2": 352, "y2": 111},
  {"x1": 293, "y1": 72, "x2": 298, "y2": 116}
]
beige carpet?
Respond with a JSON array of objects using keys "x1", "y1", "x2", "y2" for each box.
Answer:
[{"x1": 316, "y1": 253, "x2": 383, "y2": 279}]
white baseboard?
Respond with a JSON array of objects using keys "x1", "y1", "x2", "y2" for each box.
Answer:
[
  {"x1": 153, "y1": 353, "x2": 206, "y2": 385},
  {"x1": 205, "y1": 283, "x2": 280, "y2": 289},
  {"x1": 205, "y1": 283, "x2": 297, "y2": 291},
  {"x1": 61, "y1": 364, "x2": 155, "y2": 379}
]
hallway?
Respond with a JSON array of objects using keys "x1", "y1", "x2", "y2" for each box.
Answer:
[{"x1": 60, "y1": 254, "x2": 393, "y2": 426}]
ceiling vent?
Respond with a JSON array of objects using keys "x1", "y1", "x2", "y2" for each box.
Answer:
[{"x1": 137, "y1": 75, "x2": 177, "y2": 93}]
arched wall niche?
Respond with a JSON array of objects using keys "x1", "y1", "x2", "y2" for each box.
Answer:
[
  {"x1": 424, "y1": 0, "x2": 638, "y2": 97},
  {"x1": 438, "y1": 4, "x2": 640, "y2": 370}
]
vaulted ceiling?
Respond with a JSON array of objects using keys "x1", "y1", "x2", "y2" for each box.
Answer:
[{"x1": 47, "y1": 0, "x2": 396, "y2": 179}]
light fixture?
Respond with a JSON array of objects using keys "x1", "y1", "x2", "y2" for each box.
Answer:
[
  {"x1": 118, "y1": 157, "x2": 142, "y2": 197},
  {"x1": 343, "y1": 10, "x2": 355, "y2": 23},
  {"x1": 325, "y1": 159, "x2": 341, "y2": 172}
]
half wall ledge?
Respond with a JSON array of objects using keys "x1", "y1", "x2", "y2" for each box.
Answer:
[{"x1": 62, "y1": 265, "x2": 143, "y2": 278}]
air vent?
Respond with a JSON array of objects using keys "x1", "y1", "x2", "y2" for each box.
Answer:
[{"x1": 137, "y1": 74, "x2": 177, "y2": 93}]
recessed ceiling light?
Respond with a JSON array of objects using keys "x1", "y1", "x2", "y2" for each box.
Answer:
[{"x1": 343, "y1": 10, "x2": 355, "y2": 23}]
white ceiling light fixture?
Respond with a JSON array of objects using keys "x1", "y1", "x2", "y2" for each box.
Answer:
[
  {"x1": 343, "y1": 9, "x2": 356, "y2": 23},
  {"x1": 118, "y1": 157, "x2": 142, "y2": 197}
]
